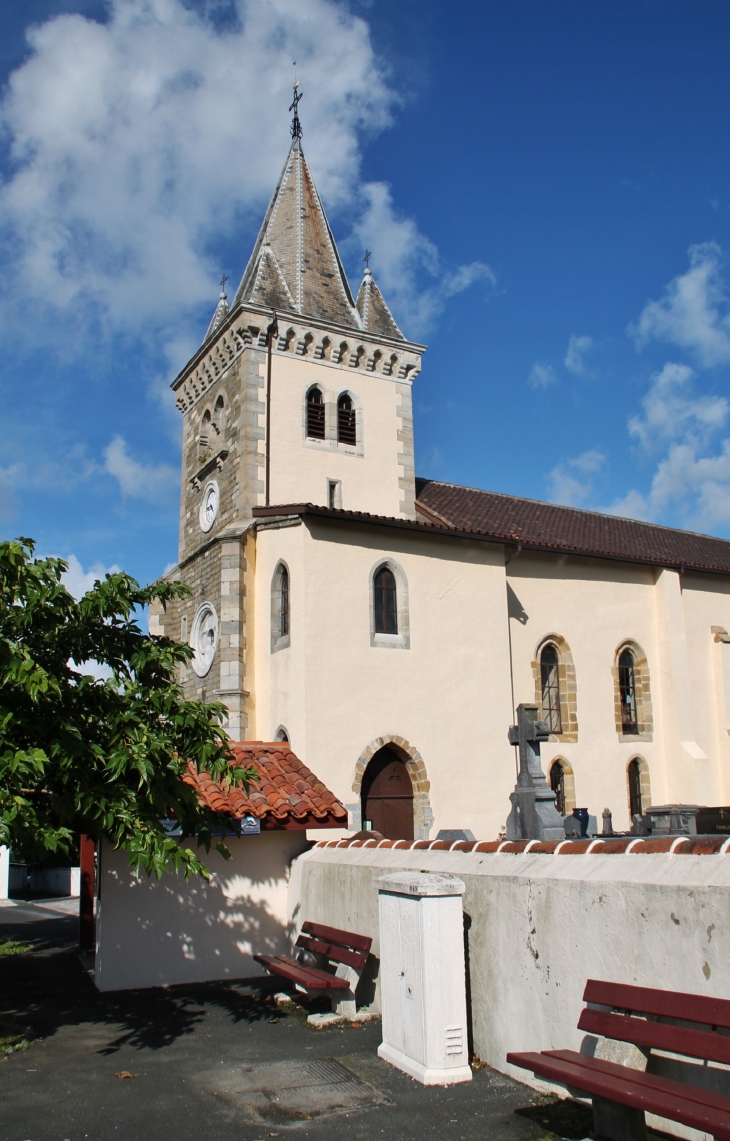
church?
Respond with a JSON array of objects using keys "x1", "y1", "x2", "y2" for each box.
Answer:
[{"x1": 149, "y1": 110, "x2": 730, "y2": 845}]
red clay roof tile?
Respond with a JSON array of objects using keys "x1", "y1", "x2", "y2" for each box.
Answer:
[{"x1": 183, "y1": 742, "x2": 347, "y2": 829}]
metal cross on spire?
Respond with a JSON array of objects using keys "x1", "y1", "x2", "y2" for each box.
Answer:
[
  {"x1": 363, "y1": 250, "x2": 372, "y2": 270},
  {"x1": 289, "y1": 62, "x2": 303, "y2": 139},
  {"x1": 220, "y1": 274, "x2": 228, "y2": 296}
]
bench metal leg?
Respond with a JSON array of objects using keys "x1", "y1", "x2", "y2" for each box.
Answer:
[{"x1": 592, "y1": 1096, "x2": 647, "y2": 1141}]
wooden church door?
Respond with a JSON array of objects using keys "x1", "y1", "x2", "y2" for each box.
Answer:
[{"x1": 361, "y1": 748, "x2": 414, "y2": 841}]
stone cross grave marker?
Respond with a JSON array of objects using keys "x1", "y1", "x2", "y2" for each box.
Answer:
[{"x1": 505, "y1": 703, "x2": 566, "y2": 842}]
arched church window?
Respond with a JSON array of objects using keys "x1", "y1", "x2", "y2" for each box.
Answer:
[
  {"x1": 618, "y1": 648, "x2": 638, "y2": 734},
  {"x1": 337, "y1": 393, "x2": 357, "y2": 446},
  {"x1": 199, "y1": 409, "x2": 212, "y2": 456},
  {"x1": 550, "y1": 761, "x2": 566, "y2": 816},
  {"x1": 306, "y1": 387, "x2": 325, "y2": 440},
  {"x1": 374, "y1": 566, "x2": 397, "y2": 635},
  {"x1": 271, "y1": 562, "x2": 290, "y2": 651},
  {"x1": 540, "y1": 643, "x2": 562, "y2": 734},
  {"x1": 628, "y1": 758, "x2": 644, "y2": 821}
]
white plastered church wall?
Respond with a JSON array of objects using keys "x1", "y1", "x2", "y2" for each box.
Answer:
[
  {"x1": 264, "y1": 350, "x2": 411, "y2": 518},
  {"x1": 253, "y1": 518, "x2": 516, "y2": 843}
]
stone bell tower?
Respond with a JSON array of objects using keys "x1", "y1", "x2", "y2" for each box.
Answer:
[{"x1": 150, "y1": 95, "x2": 426, "y2": 737}]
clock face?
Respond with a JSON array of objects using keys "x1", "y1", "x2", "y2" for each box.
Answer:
[
  {"x1": 190, "y1": 602, "x2": 219, "y2": 677},
  {"x1": 199, "y1": 480, "x2": 219, "y2": 532}
]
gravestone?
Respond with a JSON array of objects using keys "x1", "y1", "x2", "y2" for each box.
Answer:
[{"x1": 505, "y1": 703, "x2": 566, "y2": 842}]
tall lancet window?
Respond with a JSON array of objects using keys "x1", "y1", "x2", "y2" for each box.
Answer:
[
  {"x1": 540, "y1": 643, "x2": 562, "y2": 734},
  {"x1": 374, "y1": 566, "x2": 398, "y2": 635},
  {"x1": 337, "y1": 393, "x2": 357, "y2": 445},
  {"x1": 306, "y1": 387, "x2": 325, "y2": 439},
  {"x1": 271, "y1": 562, "x2": 290, "y2": 652},
  {"x1": 619, "y1": 648, "x2": 638, "y2": 734}
]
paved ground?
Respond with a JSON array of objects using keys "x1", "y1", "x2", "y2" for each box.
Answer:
[{"x1": 0, "y1": 901, "x2": 592, "y2": 1141}]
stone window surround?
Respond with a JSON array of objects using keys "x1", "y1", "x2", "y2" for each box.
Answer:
[
  {"x1": 626, "y1": 754, "x2": 651, "y2": 819},
  {"x1": 548, "y1": 755, "x2": 577, "y2": 815},
  {"x1": 532, "y1": 634, "x2": 578, "y2": 743},
  {"x1": 348, "y1": 735, "x2": 434, "y2": 840},
  {"x1": 190, "y1": 601, "x2": 219, "y2": 678},
  {"x1": 302, "y1": 382, "x2": 364, "y2": 457},
  {"x1": 612, "y1": 640, "x2": 653, "y2": 742},
  {"x1": 270, "y1": 560, "x2": 291, "y2": 653},
  {"x1": 369, "y1": 557, "x2": 410, "y2": 650}
]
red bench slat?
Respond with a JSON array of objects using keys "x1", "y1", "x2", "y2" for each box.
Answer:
[
  {"x1": 295, "y1": 934, "x2": 368, "y2": 971},
  {"x1": 579, "y1": 1008, "x2": 730, "y2": 1067},
  {"x1": 301, "y1": 921, "x2": 372, "y2": 954},
  {"x1": 584, "y1": 979, "x2": 730, "y2": 1030},
  {"x1": 548, "y1": 1051, "x2": 730, "y2": 1118},
  {"x1": 506, "y1": 1051, "x2": 730, "y2": 1141},
  {"x1": 253, "y1": 954, "x2": 350, "y2": 991}
]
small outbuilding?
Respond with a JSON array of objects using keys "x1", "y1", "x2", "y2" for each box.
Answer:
[{"x1": 94, "y1": 742, "x2": 347, "y2": 992}]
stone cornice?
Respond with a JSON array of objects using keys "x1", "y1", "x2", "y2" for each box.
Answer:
[{"x1": 171, "y1": 301, "x2": 426, "y2": 413}]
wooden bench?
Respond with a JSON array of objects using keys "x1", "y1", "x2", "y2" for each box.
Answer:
[
  {"x1": 254, "y1": 922, "x2": 372, "y2": 1020},
  {"x1": 507, "y1": 979, "x2": 730, "y2": 1141}
]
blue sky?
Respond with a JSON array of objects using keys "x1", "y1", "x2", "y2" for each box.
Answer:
[{"x1": 2, "y1": 0, "x2": 730, "y2": 591}]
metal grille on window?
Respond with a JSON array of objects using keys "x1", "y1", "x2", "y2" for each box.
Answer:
[
  {"x1": 619, "y1": 649, "x2": 638, "y2": 733},
  {"x1": 337, "y1": 393, "x2": 357, "y2": 445},
  {"x1": 540, "y1": 644, "x2": 562, "y2": 733},
  {"x1": 374, "y1": 567, "x2": 397, "y2": 634},
  {"x1": 550, "y1": 761, "x2": 566, "y2": 816},
  {"x1": 306, "y1": 388, "x2": 325, "y2": 439},
  {"x1": 279, "y1": 566, "x2": 289, "y2": 638}
]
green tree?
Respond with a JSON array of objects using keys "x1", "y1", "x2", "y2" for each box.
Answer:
[{"x1": 0, "y1": 538, "x2": 256, "y2": 879}]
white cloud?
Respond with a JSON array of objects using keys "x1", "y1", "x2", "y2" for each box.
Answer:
[
  {"x1": 61, "y1": 553, "x2": 121, "y2": 599},
  {"x1": 547, "y1": 449, "x2": 606, "y2": 507},
  {"x1": 103, "y1": 435, "x2": 178, "y2": 499},
  {"x1": 527, "y1": 362, "x2": 558, "y2": 389},
  {"x1": 0, "y1": 0, "x2": 394, "y2": 335},
  {"x1": 0, "y1": 0, "x2": 486, "y2": 346},
  {"x1": 627, "y1": 362, "x2": 728, "y2": 451},
  {"x1": 607, "y1": 361, "x2": 730, "y2": 530},
  {"x1": 564, "y1": 334, "x2": 593, "y2": 376},
  {"x1": 630, "y1": 242, "x2": 730, "y2": 367},
  {"x1": 345, "y1": 181, "x2": 496, "y2": 335}
]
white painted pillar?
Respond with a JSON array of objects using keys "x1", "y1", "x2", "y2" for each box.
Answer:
[
  {"x1": 657, "y1": 569, "x2": 710, "y2": 801},
  {"x1": 0, "y1": 846, "x2": 9, "y2": 901},
  {"x1": 376, "y1": 871, "x2": 472, "y2": 1086}
]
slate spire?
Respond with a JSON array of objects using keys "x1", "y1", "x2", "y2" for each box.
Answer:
[
  {"x1": 355, "y1": 265, "x2": 404, "y2": 341},
  {"x1": 203, "y1": 278, "x2": 230, "y2": 342},
  {"x1": 231, "y1": 137, "x2": 361, "y2": 329}
]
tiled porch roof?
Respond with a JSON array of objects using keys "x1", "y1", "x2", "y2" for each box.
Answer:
[{"x1": 184, "y1": 743, "x2": 347, "y2": 831}]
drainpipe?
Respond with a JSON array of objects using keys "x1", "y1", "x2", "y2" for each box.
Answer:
[
  {"x1": 265, "y1": 309, "x2": 279, "y2": 508},
  {"x1": 505, "y1": 544, "x2": 522, "y2": 777}
]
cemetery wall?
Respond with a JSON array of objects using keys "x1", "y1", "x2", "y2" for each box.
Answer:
[
  {"x1": 95, "y1": 831, "x2": 309, "y2": 992},
  {"x1": 291, "y1": 836, "x2": 730, "y2": 1121}
]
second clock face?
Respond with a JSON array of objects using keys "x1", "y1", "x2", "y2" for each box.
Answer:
[{"x1": 199, "y1": 481, "x2": 219, "y2": 532}]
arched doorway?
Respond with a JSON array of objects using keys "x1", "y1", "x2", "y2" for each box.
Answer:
[{"x1": 361, "y1": 747, "x2": 414, "y2": 840}]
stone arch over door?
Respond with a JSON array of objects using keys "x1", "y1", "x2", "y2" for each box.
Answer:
[{"x1": 350, "y1": 735, "x2": 433, "y2": 840}]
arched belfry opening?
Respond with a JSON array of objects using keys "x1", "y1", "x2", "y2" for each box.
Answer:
[{"x1": 361, "y1": 746, "x2": 414, "y2": 840}]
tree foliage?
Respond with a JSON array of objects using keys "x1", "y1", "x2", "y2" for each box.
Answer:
[{"x1": 0, "y1": 538, "x2": 256, "y2": 879}]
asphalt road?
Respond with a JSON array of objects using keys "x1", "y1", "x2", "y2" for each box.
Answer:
[{"x1": 0, "y1": 900, "x2": 588, "y2": 1141}]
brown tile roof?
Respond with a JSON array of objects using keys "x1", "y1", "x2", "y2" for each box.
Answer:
[
  {"x1": 183, "y1": 742, "x2": 348, "y2": 831},
  {"x1": 415, "y1": 479, "x2": 730, "y2": 575},
  {"x1": 253, "y1": 493, "x2": 730, "y2": 577}
]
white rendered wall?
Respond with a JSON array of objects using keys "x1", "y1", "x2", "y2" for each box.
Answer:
[
  {"x1": 291, "y1": 843, "x2": 730, "y2": 1137},
  {"x1": 253, "y1": 518, "x2": 515, "y2": 842},
  {"x1": 252, "y1": 520, "x2": 730, "y2": 845},
  {"x1": 265, "y1": 352, "x2": 412, "y2": 518},
  {"x1": 95, "y1": 831, "x2": 309, "y2": 992}
]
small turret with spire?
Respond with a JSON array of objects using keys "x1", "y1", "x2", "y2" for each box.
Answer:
[{"x1": 204, "y1": 275, "x2": 230, "y2": 342}]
